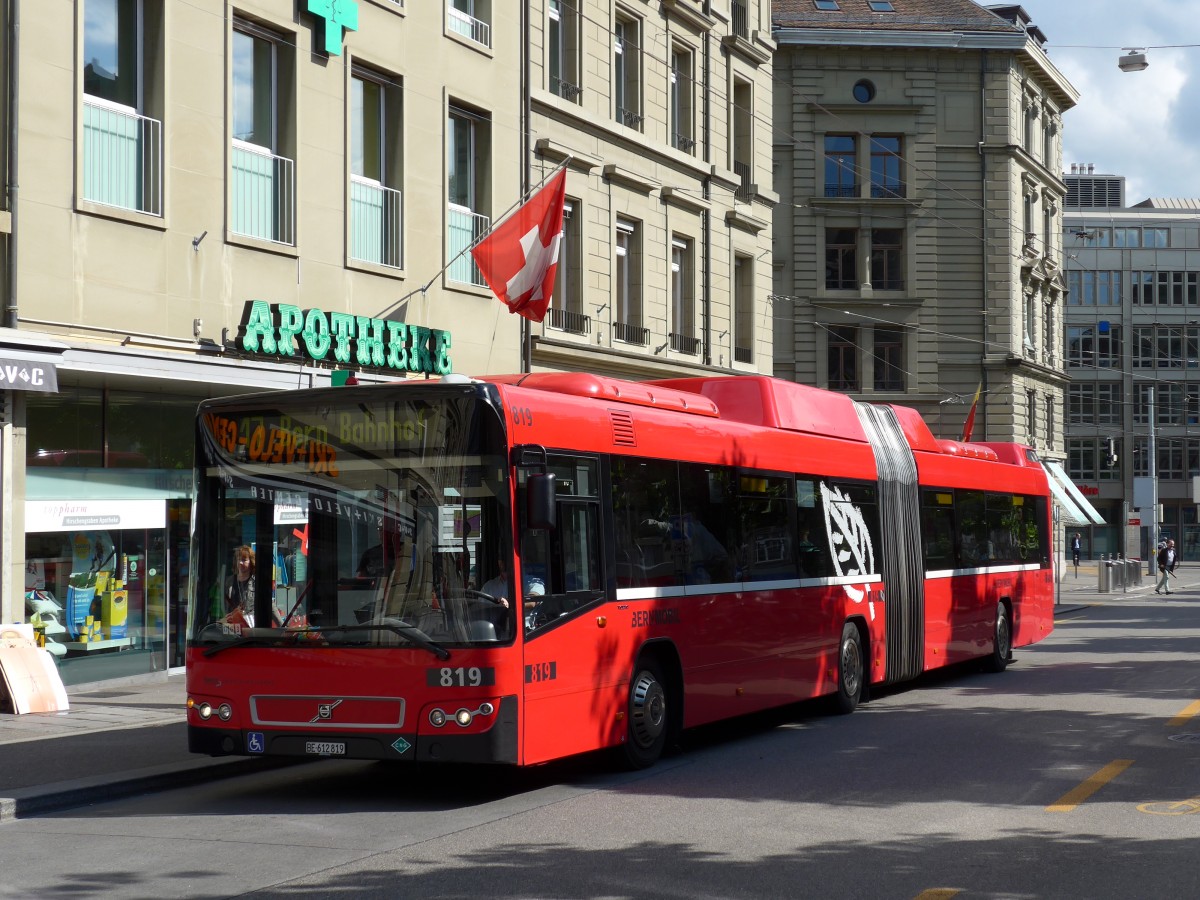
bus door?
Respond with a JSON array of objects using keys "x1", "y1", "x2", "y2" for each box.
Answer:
[{"x1": 519, "y1": 454, "x2": 616, "y2": 763}]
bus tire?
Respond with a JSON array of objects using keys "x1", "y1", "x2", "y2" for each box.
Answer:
[
  {"x1": 835, "y1": 622, "x2": 864, "y2": 715},
  {"x1": 984, "y1": 602, "x2": 1011, "y2": 673},
  {"x1": 621, "y1": 659, "x2": 669, "y2": 769}
]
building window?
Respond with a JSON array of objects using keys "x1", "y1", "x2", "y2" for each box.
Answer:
[
  {"x1": 732, "y1": 77, "x2": 753, "y2": 200},
  {"x1": 814, "y1": 0, "x2": 840, "y2": 9},
  {"x1": 670, "y1": 237, "x2": 697, "y2": 352},
  {"x1": 1113, "y1": 227, "x2": 1141, "y2": 248},
  {"x1": 548, "y1": 0, "x2": 581, "y2": 101},
  {"x1": 1068, "y1": 439, "x2": 1097, "y2": 482},
  {"x1": 1068, "y1": 384, "x2": 1094, "y2": 425},
  {"x1": 82, "y1": 0, "x2": 163, "y2": 216},
  {"x1": 614, "y1": 218, "x2": 644, "y2": 343},
  {"x1": 853, "y1": 79, "x2": 875, "y2": 103},
  {"x1": 1045, "y1": 395, "x2": 1055, "y2": 450},
  {"x1": 825, "y1": 228, "x2": 857, "y2": 289},
  {"x1": 1026, "y1": 389, "x2": 1037, "y2": 443},
  {"x1": 350, "y1": 68, "x2": 403, "y2": 269},
  {"x1": 1067, "y1": 271, "x2": 1122, "y2": 306},
  {"x1": 872, "y1": 326, "x2": 904, "y2": 391},
  {"x1": 1067, "y1": 325, "x2": 1122, "y2": 368},
  {"x1": 448, "y1": 0, "x2": 491, "y2": 48},
  {"x1": 870, "y1": 229, "x2": 903, "y2": 290},
  {"x1": 447, "y1": 106, "x2": 490, "y2": 286},
  {"x1": 824, "y1": 135, "x2": 857, "y2": 197},
  {"x1": 614, "y1": 15, "x2": 642, "y2": 130},
  {"x1": 1023, "y1": 292, "x2": 1037, "y2": 355},
  {"x1": 1097, "y1": 383, "x2": 1123, "y2": 426},
  {"x1": 231, "y1": 22, "x2": 295, "y2": 245},
  {"x1": 1147, "y1": 227, "x2": 1169, "y2": 247},
  {"x1": 870, "y1": 136, "x2": 903, "y2": 198},
  {"x1": 827, "y1": 326, "x2": 859, "y2": 391},
  {"x1": 867, "y1": 0, "x2": 894, "y2": 9},
  {"x1": 548, "y1": 200, "x2": 584, "y2": 331},
  {"x1": 670, "y1": 47, "x2": 695, "y2": 154},
  {"x1": 734, "y1": 254, "x2": 754, "y2": 364}
]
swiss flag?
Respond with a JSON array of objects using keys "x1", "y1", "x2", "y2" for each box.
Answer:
[{"x1": 471, "y1": 168, "x2": 567, "y2": 323}]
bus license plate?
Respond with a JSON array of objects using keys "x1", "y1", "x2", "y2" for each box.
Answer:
[{"x1": 305, "y1": 741, "x2": 346, "y2": 756}]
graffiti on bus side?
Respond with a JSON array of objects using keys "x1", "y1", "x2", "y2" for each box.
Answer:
[{"x1": 819, "y1": 482, "x2": 877, "y2": 617}]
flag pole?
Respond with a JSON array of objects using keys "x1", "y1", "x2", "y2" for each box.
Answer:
[{"x1": 382, "y1": 157, "x2": 573, "y2": 321}]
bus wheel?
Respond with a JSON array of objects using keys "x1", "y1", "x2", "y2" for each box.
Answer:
[
  {"x1": 984, "y1": 603, "x2": 1011, "y2": 673},
  {"x1": 622, "y1": 659, "x2": 668, "y2": 769},
  {"x1": 835, "y1": 623, "x2": 864, "y2": 715}
]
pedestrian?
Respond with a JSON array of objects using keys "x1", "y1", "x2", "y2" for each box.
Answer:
[
  {"x1": 1155, "y1": 539, "x2": 1177, "y2": 594},
  {"x1": 1071, "y1": 533, "x2": 1081, "y2": 569}
]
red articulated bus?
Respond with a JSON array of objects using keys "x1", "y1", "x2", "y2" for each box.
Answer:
[{"x1": 186, "y1": 372, "x2": 1054, "y2": 768}]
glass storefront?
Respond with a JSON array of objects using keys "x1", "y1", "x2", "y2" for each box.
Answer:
[{"x1": 23, "y1": 387, "x2": 200, "y2": 686}]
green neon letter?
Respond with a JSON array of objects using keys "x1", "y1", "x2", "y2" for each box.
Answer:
[{"x1": 302, "y1": 308, "x2": 332, "y2": 360}]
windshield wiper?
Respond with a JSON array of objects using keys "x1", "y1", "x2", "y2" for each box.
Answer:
[{"x1": 201, "y1": 620, "x2": 450, "y2": 660}]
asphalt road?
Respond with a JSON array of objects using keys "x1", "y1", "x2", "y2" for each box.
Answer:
[{"x1": 2, "y1": 595, "x2": 1199, "y2": 899}]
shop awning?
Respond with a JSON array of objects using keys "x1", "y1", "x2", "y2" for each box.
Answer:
[{"x1": 1042, "y1": 461, "x2": 1106, "y2": 526}]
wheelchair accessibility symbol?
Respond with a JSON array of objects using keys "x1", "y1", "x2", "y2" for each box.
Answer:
[
  {"x1": 247, "y1": 732, "x2": 265, "y2": 754},
  {"x1": 1137, "y1": 798, "x2": 1200, "y2": 816}
]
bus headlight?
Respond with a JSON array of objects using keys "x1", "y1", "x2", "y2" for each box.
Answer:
[
  {"x1": 429, "y1": 708, "x2": 447, "y2": 727},
  {"x1": 455, "y1": 708, "x2": 473, "y2": 727},
  {"x1": 217, "y1": 703, "x2": 233, "y2": 721},
  {"x1": 197, "y1": 702, "x2": 213, "y2": 720}
]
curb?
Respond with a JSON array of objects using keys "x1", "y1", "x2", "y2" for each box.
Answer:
[{"x1": 0, "y1": 756, "x2": 301, "y2": 822}]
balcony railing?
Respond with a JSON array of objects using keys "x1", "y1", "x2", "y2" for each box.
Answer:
[
  {"x1": 732, "y1": 0, "x2": 749, "y2": 39},
  {"x1": 83, "y1": 96, "x2": 162, "y2": 216},
  {"x1": 614, "y1": 321, "x2": 649, "y2": 346},
  {"x1": 824, "y1": 183, "x2": 858, "y2": 198},
  {"x1": 871, "y1": 181, "x2": 906, "y2": 199},
  {"x1": 673, "y1": 133, "x2": 696, "y2": 154},
  {"x1": 231, "y1": 140, "x2": 295, "y2": 245},
  {"x1": 448, "y1": 7, "x2": 491, "y2": 48},
  {"x1": 618, "y1": 107, "x2": 644, "y2": 130},
  {"x1": 351, "y1": 176, "x2": 403, "y2": 269},
  {"x1": 670, "y1": 332, "x2": 701, "y2": 355},
  {"x1": 734, "y1": 345, "x2": 752, "y2": 364},
  {"x1": 551, "y1": 77, "x2": 583, "y2": 101},
  {"x1": 734, "y1": 160, "x2": 752, "y2": 201},
  {"x1": 448, "y1": 204, "x2": 489, "y2": 286},
  {"x1": 547, "y1": 308, "x2": 591, "y2": 335}
]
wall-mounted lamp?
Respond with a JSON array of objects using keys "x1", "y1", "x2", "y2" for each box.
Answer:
[
  {"x1": 1118, "y1": 49, "x2": 1149, "y2": 73},
  {"x1": 192, "y1": 230, "x2": 208, "y2": 251},
  {"x1": 654, "y1": 341, "x2": 669, "y2": 355},
  {"x1": 193, "y1": 318, "x2": 203, "y2": 339}
]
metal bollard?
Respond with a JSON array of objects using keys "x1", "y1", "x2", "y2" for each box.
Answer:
[{"x1": 1099, "y1": 554, "x2": 1111, "y2": 592}]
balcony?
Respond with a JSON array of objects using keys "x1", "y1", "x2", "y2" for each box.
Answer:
[
  {"x1": 547, "y1": 308, "x2": 591, "y2": 335},
  {"x1": 231, "y1": 140, "x2": 295, "y2": 245},
  {"x1": 614, "y1": 321, "x2": 649, "y2": 346},
  {"x1": 448, "y1": 204, "x2": 489, "y2": 286},
  {"x1": 448, "y1": 7, "x2": 491, "y2": 48},
  {"x1": 670, "y1": 332, "x2": 701, "y2": 355},
  {"x1": 351, "y1": 176, "x2": 402, "y2": 269},
  {"x1": 734, "y1": 345, "x2": 752, "y2": 364},
  {"x1": 83, "y1": 96, "x2": 162, "y2": 216},
  {"x1": 732, "y1": 0, "x2": 749, "y2": 38},
  {"x1": 734, "y1": 160, "x2": 752, "y2": 201},
  {"x1": 673, "y1": 133, "x2": 696, "y2": 154},
  {"x1": 618, "y1": 107, "x2": 644, "y2": 130},
  {"x1": 871, "y1": 181, "x2": 906, "y2": 199},
  {"x1": 824, "y1": 183, "x2": 858, "y2": 198},
  {"x1": 551, "y1": 77, "x2": 583, "y2": 102}
]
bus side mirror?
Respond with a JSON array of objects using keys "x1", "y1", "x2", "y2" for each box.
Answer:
[{"x1": 527, "y1": 473, "x2": 557, "y2": 530}]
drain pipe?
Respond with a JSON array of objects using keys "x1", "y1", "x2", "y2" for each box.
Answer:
[{"x1": 6, "y1": 0, "x2": 19, "y2": 328}]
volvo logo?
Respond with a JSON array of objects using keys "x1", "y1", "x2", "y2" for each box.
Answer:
[{"x1": 311, "y1": 699, "x2": 344, "y2": 723}]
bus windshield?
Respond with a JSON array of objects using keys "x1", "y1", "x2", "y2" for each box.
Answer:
[{"x1": 188, "y1": 386, "x2": 513, "y2": 651}]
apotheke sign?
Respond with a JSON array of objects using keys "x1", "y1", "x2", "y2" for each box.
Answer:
[{"x1": 238, "y1": 300, "x2": 452, "y2": 377}]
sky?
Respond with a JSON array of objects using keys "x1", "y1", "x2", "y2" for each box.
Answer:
[{"x1": 1019, "y1": 0, "x2": 1200, "y2": 203}]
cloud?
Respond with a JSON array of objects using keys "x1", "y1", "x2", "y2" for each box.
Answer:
[{"x1": 1024, "y1": 0, "x2": 1200, "y2": 202}]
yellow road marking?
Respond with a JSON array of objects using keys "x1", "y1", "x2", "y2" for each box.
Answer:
[
  {"x1": 1167, "y1": 700, "x2": 1200, "y2": 727},
  {"x1": 914, "y1": 891, "x2": 962, "y2": 900},
  {"x1": 1138, "y1": 798, "x2": 1200, "y2": 816},
  {"x1": 1046, "y1": 759, "x2": 1133, "y2": 812}
]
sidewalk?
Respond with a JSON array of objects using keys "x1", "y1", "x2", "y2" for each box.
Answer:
[
  {"x1": 1, "y1": 562, "x2": 1194, "y2": 821},
  {"x1": 0, "y1": 675, "x2": 278, "y2": 821}
]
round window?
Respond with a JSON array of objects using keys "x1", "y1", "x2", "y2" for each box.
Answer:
[{"x1": 853, "y1": 80, "x2": 876, "y2": 103}]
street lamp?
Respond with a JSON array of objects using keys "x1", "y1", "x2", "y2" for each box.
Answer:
[{"x1": 1119, "y1": 49, "x2": 1149, "y2": 73}]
